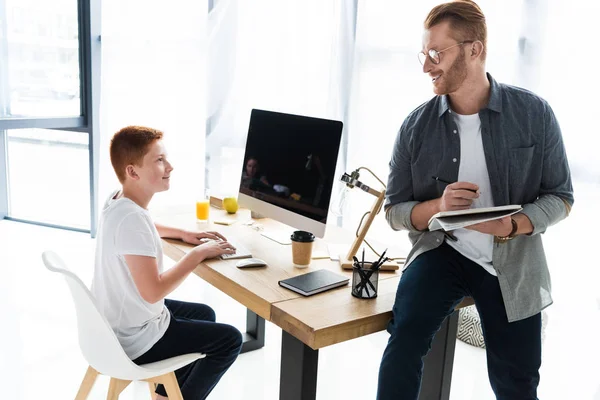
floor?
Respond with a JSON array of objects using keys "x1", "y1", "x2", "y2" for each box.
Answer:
[{"x1": 1, "y1": 180, "x2": 599, "y2": 399}]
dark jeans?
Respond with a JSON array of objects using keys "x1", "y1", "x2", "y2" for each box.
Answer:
[
  {"x1": 133, "y1": 299, "x2": 243, "y2": 399},
  {"x1": 377, "y1": 242, "x2": 541, "y2": 400}
]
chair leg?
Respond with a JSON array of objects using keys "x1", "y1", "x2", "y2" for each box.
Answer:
[
  {"x1": 161, "y1": 372, "x2": 183, "y2": 400},
  {"x1": 148, "y1": 381, "x2": 157, "y2": 399},
  {"x1": 106, "y1": 378, "x2": 131, "y2": 400},
  {"x1": 75, "y1": 366, "x2": 99, "y2": 400}
]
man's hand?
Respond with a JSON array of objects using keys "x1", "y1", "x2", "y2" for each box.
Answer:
[
  {"x1": 466, "y1": 216, "x2": 512, "y2": 237},
  {"x1": 180, "y1": 230, "x2": 227, "y2": 245},
  {"x1": 408, "y1": 181, "x2": 480, "y2": 231},
  {"x1": 439, "y1": 182, "x2": 480, "y2": 212}
]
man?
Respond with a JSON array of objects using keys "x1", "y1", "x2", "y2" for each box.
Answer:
[
  {"x1": 377, "y1": 1, "x2": 573, "y2": 399},
  {"x1": 92, "y1": 126, "x2": 242, "y2": 399}
]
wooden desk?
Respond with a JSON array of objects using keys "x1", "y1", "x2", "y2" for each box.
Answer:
[{"x1": 155, "y1": 208, "x2": 461, "y2": 400}]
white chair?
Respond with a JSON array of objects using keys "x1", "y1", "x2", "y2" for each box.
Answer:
[{"x1": 42, "y1": 251, "x2": 204, "y2": 400}]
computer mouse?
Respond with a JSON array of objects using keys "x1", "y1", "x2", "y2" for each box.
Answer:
[{"x1": 236, "y1": 258, "x2": 267, "y2": 268}]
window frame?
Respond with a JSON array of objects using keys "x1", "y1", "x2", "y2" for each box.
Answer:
[{"x1": 0, "y1": 0, "x2": 101, "y2": 236}]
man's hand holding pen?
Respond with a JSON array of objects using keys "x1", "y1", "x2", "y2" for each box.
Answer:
[
  {"x1": 430, "y1": 176, "x2": 522, "y2": 237},
  {"x1": 409, "y1": 177, "x2": 482, "y2": 231},
  {"x1": 438, "y1": 181, "x2": 480, "y2": 212}
]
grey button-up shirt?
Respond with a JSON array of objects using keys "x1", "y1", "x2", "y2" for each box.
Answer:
[{"x1": 385, "y1": 73, "x2": 574, "y2": 322}]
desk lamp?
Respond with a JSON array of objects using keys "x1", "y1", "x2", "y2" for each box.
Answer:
[{"x1": 339, "y1": 168, "x2": 400, "y2": 271}]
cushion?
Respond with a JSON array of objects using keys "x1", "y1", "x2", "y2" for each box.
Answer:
[
  {"x1": 457, "y1": 305, "x2": 486, "y2": 348},
  {"x1": 457, "y1": 305, "x2": 548, "y2": 348}
]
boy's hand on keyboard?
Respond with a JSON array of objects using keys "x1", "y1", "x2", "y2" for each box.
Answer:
[
  {"x1": 181, "y1": 229, "x2": 227, "y2": 245},
  {"x1": 194, "y1": 240, "x2": 236, "y2": 260}
]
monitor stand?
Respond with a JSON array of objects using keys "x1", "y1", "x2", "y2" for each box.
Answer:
[{"x1": 260, "y1": 228, "x2": 294, "y2": 245}]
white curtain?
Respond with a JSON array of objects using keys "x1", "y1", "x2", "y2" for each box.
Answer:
[
  {"x1": 99, "y1": 0, "x2": 208, "y2": 211},
  {"x1": 96, "y1": 0, "x2": 600, "y2": 267},
  {"x1": 205, "y1": 0, "x2": 356, "y2": 205},
  {"x1": 535, "y1": 0, "x2": 600, "y2": 181}
]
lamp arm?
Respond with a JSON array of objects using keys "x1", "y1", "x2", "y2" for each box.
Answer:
[{"x1": 344, "y1": 188, "x2": 386, "y2": 262}]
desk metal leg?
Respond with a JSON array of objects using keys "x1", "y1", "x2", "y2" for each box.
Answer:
[
  {"x1": 241, "y1": 308, "x2": 265, "y2": 354},
  {"x1": 419, "y1": 311, "x2": 459, "y2": 400},
  {"x1": 279, "y1": 330, "x2": 319, "y2": 400}
]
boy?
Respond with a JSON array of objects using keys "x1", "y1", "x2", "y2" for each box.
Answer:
[{"x1": 92, "y1": 125, "x2": 242, "y2": 400}]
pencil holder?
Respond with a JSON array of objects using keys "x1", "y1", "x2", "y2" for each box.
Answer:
[{"x1": 351, "y1": 262, "x2": 379, "y2": 299}]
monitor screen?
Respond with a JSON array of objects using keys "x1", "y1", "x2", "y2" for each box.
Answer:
[{"x1": 238, "y1": 109, "x2": 343, "y2": 238}]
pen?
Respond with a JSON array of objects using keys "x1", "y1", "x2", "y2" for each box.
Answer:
[
  {"x1": 362, "y1": 248, "x2": 365, "y2": 269},
  {"x1": 373, "y1": 249, "x2": 388, "y2": 272},
  {"x1": 431, "y1": 176, "x2": 478, "y2": 193},
  {"x1": 360, "y1": 249, "x2": 388, "y2": 291}
]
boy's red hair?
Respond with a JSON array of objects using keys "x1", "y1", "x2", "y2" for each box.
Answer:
[{"x1": 110, "y1": 126, "x2": 164, "y2": 183}]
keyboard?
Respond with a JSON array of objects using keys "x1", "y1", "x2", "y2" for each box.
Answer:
[{"x1": 220, "y1": 236, "x2": 253, "y2": 260}]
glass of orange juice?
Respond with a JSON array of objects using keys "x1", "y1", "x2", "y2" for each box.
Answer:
[{"x1": 196, "y1": 190, "x2": 210, "y2": 222}]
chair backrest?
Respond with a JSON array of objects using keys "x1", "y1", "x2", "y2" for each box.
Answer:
[{"x1": 42, "y1": 251, "x2": 141, "y2": 378}]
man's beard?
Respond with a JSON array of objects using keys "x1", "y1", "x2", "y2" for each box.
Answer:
[{"x1": 438, "y1": 48, "x2": 468, "y2": 95}]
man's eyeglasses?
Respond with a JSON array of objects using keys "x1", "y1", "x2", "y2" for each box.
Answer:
[{"x1": 418, "y1": 41, "x2": 474, "y2": 66}]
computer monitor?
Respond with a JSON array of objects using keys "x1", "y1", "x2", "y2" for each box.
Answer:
[{"x1": 238, "y1": 109, "x2": 343, "y2": 240}]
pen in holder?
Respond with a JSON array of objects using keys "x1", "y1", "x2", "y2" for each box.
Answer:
[
  {"x1": 351, "y1": 261, "x2": 379, "y2": 299},
  {"x1": 352, "y1": 249, "x2": 379, "y2": 299},
  {"x1": 351, "y1": 248, "x2": 389, "y2": 299}
]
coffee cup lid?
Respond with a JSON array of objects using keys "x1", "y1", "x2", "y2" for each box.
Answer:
[{"x1": 290, "y1": 230, "x2": 315, "y2": 243}]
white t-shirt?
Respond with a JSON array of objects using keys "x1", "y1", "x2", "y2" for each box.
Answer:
[
  {"x1": 91, "y1": 191, "x2": 170, "y2": 359},
  {"x1": 445, "y1": 112, "x2": 496, "y2": 276}
]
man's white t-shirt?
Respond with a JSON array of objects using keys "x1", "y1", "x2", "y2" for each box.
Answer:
[
  {"x1": 445, "y1": 111, "x2": 496, "y2": 276},
  {"x1": 91, "y1": 191, "x2": 170, "y2": 359}
]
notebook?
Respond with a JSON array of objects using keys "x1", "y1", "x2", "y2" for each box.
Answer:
[
  {"x1": 428, "y1": 204, "x2": 522, "y2": 232},
  {"x1": 278, "y1": 269, "x2": 349, "y2": 297}
]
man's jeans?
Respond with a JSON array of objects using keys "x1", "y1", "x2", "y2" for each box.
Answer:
[
  {"x1": 133, "y1": 299, "x2": 243, "y2": 400},
  {"x1": 377, "y1": 242, "x2": 541, "y2": 400}
]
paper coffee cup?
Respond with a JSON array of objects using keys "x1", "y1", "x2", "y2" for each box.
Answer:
[{"x1": 291, "y1": 231, "x2": 315, "y2": 268}]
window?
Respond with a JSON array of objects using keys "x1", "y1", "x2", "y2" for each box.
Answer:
[
  {"x1": 6, "y1": 129, "x2": 90, "y2": 229},
  {"x1": 2, "y1": 0, "x2": 81, "y2": 118},
  {"x1": 1, "y1": 0, "x2": 99, "y2": 233}
]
